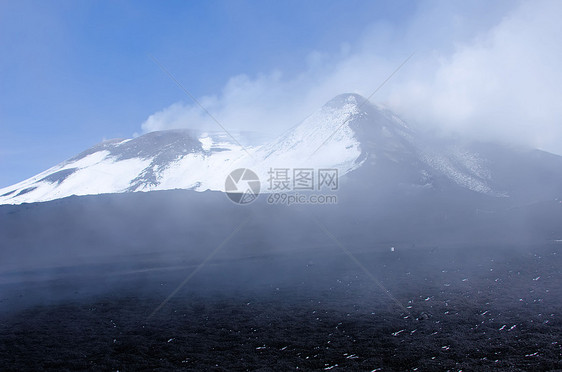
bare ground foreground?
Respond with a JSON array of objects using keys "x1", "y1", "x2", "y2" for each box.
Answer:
[{"x1": 0, "y1": 242, "x2": 560, "y2": 371}]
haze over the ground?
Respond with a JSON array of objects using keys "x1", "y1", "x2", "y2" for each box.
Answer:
[{"x1": 1, "y1": 0, "x2": 561, "y2": 188}]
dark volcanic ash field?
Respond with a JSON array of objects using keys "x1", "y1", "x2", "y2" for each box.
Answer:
[{"x1": 0, "y1": 242, "x2": 560, "y2": 371}]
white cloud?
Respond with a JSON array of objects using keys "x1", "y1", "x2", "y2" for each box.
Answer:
[
  {"x1": 389, "y1": 0, "x2": 562, "y2": 154},
  {"x1": 142, "y1": 0, "x2": 562, "y2": 155}
]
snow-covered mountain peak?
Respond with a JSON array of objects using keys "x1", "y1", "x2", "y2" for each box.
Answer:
[
  {"x1": 3, "y1": 93, "x2": 556, "y2": 205},
  {"x1": 323, "y1": 92, "x2": 363, "y2": 108},
  {"x1": 249, "y1": 93, "x2": 364, "y2": 175}
]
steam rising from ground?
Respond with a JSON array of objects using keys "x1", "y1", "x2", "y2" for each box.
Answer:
[{"x1": 142, "y1": 0, "x2": 562, "y2": 155}]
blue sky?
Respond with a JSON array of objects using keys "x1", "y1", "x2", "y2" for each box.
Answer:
[
  {"x1": 0, "y1": 0, "x2": 418, "y2": 187},
  {"x1": 1, "y1": 0, "x2": 561, "y2": 187}
]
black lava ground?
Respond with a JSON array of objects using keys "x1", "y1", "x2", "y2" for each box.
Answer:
[{"x1": 0, "y1": 243, "x2": 561, "y2": 371}]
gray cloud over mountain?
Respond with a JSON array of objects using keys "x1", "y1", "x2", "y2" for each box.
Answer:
[{"x1": 142, "y1": 0, "x2": 562, "y2": 155}]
